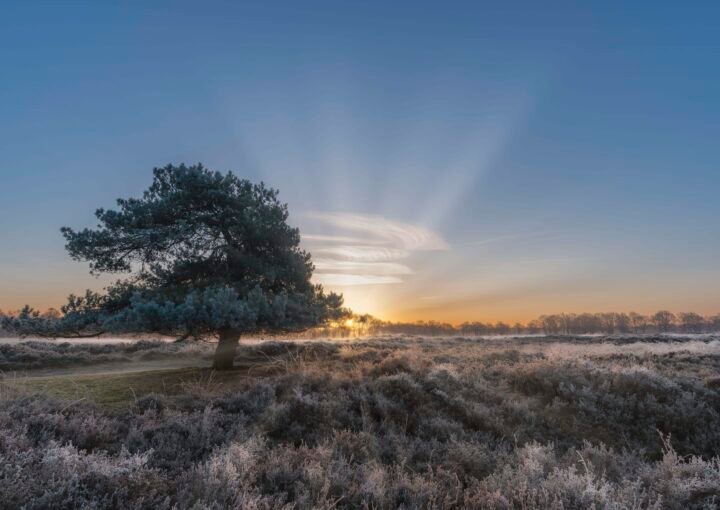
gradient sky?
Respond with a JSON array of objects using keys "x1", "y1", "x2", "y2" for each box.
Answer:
[{"x1": 1, "y1": 1, "x2": 719, "y2": 323}]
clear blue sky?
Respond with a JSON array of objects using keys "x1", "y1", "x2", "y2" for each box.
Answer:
[{"x1": 1, "y1": 1, "x2": 719, "y2": 322}]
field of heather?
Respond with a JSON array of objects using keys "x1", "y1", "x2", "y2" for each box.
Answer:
[{"x1": 1, "y1": 335, "x2": 719, "y2": 509}]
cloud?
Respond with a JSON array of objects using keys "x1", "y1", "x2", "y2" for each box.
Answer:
[
  {"x1": 313, "y1": 259, "x2": 412, "y2": 276},
  {"x1": 315, "y1": 246, "x2": 410, "y2": 262},
  {"x1": 304, "y1": 212, "x2": 449, "y2": 251},
  {"x1": 302, "y1": 212, "x2": 447, "y2": 286},
  {"x1": 301, "y1": 234, "x2": 385, "y2": 245},
  {"x1": 313, "y1": 274, "x2": 404, "y2": 286}
]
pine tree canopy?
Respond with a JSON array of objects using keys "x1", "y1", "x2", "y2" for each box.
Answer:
[{"x1": 5, "y1": 164, "x2": 346, "y2": 342}]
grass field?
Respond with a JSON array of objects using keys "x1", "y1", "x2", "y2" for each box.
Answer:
[{"x1": 1, "y1": 335, "x2": 719, "y2": 509}]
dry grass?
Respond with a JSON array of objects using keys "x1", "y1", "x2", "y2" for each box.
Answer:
[{"x1": 1, "y1": 335, "x2": 719, "y2": 509}]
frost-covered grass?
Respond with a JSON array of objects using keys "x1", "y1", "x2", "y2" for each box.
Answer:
[
  {"x1": 1, "y1": 336, "x2": 719, "y2": 509},
  {"x1": 0, "y1": 339, "x2": 210, "y2": 371}
]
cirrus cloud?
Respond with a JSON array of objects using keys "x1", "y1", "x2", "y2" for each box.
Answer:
[
  {"x1": 301, "y1": 212, "x2": 448, "y2": 286},
  {"x1": 304, "y1": 212, "x2": 449, "y2": 251}
]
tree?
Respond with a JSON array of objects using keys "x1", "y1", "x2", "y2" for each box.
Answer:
[
  {"x1": 3, "y1": 164, "x2": 346, "y2": 369},
  {"x1": 526, "y1": 319, "x2": 542, "y2": 334},
  {"x1": 652, "y1": 310, "x2": 676, "y2": 332},
  {"x1": 558, "y1": 313, "x2": 575, "y2": 335},
  {"x1": 615, "y1": 313, "x2": 631, "y2": 334},
  {"x1": 628, "y1": 312, "x2": 648, "y2": 333},
  {"x1": 539, "y1": 315, "x2": 561, "y2": 335},
  {"x1": 494, "y1": 322, "x2": 511, "y2": 335},
  {"x1": 678, "y1": 312, "x2": 705, "y2": 333},
  {"x1": 709, "y1": 314, "x2": 720, "y2": 332},
  {"x1": 460, "y1": 321, "x2": 490, "y2": 336},
  {"x1": 598, "y1": 313, "x2": 618, "y2": 334}
]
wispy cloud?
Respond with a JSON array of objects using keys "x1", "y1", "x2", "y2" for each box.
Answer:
[
  {"x1": 315, "y1": 246, "x2": 410, "y2": 262},
  {"x1": 313, "y1": 259, "x2": 412, "y2": 275},
  {"x1": 301, "y1": 234, "x2": 385, "y2": 245},
  {"x1": 304, "y1": 212, "x2": 449, "y2": 251},
  {"x1": 313, "y1": 274, "x2": 404, "y2": 286},
  {"x1": 302, "y1": 212, "x2": 448, "y2": 286}
]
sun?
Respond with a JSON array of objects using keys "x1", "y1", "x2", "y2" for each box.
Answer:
[{"x1": 344, "y1": 318, "x2": 355, "y2": 328}]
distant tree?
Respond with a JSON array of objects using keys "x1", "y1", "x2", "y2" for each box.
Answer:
[
  {"x1": 628, "y1": 312, "x2": 648, "y2": 333},
  {"x1": 539, "y1": 315, "x2": 561, "y2": 335},
  {"x1": 652, "y1": 310, "x2": 676, "y2": 332},
  {"x1": 271, "y1": 310, "x2": 720, "y2": 338},
  {"x1": 678, "y1": 312, "x2": 705, "y2": 333},
  {"x1": 423, "y1": 320, "x2": 454, "y2": 336},
  {"x1": 615, "y1": 313, "x2": 631, "y2": 334},
  {"x1": 494, "y1": 322, "x2": 511, "y2": 335},
  {"x1": 581, "y1": 314, "x2": 593, "y2": 334},
  {"x1": 709, "y1": 314, "x2": 720, "y2": 332},
  {"x1": 526, "y1": 319, "x2": 542, "y2": 334},
  {"x1": 558, "y1": 313, "x2": 575, "y2": 335},
  {"x1": 350, "y1": 313, "x2": 374, "y2": 336},
  {"x1": 461, "y1": 321, "x2": 490, "y2": 336},
  {"x1": 43, "y1": 308, "x2": 62, "y2": 320},
  {"x1": 599, "y1": 313, "x2": 626, "y2": 334},
  {"x1": 3, "y1": 164, "x2": 346, "y2": 369}
]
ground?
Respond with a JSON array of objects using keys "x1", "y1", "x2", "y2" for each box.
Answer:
[{"x1": 1, "y1": 335, "x2": 719, "y2": 509}]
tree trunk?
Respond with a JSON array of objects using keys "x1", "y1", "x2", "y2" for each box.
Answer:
[{"x1": 213, "y1": 328, "x2": 240, "y2": 370}]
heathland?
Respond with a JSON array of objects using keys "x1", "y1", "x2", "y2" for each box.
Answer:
[{"x1": 1, "y1": 334, "x2": 719, "y2": 509}]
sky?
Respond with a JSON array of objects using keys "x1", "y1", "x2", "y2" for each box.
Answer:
[{"x1": 1, "y1": 1, "x2": 719, "y2": 324}]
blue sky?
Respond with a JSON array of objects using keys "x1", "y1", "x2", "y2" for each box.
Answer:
[{"x1": 1, "y1": 1, "x2": 719, "y2": 322}]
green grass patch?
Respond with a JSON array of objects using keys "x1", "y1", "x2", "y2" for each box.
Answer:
[
  {"x1": 12, "y1": 366, "x2": 259, "y2": 410},
  {"x1": 1, "y1": 345, "x2": 330, "y2": 409}
]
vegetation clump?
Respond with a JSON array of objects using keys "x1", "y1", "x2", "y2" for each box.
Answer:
[{"x1": 1, "y1": 335, "x2": 719, "y2": 509}]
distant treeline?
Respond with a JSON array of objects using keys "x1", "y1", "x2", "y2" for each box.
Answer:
[
  {"x1": 2, "y1": 308, "x2": 719, "y2": 338},
  {"x1": 317, "y1": 310, "x2": 720, "y2": 337}
]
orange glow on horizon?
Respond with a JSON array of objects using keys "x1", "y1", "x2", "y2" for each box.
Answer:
[{"x1": 4, "y1": 275, "x2": 720, "y2": 329}]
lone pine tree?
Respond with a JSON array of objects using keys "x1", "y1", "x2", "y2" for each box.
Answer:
[{"x1": 4, "y1": 164, "x2": 345, "y2": 369}]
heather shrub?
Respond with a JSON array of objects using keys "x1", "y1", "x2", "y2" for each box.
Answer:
[
  {"x1": 0, "y1": 437, "x2": 169, "y2": 510},
  {"x1": 1, "y1": 335, "x2": 719, "y2": 508},
  {"x1": 237, "y1": 340, "x2": 339, "y2": 360},
  {"x1": 506, "y1": 360, "x2": 720, "y2": 456},
  {"x1": 132, "y1": 393, "x2": 168, "y2": 415},
  {"x1": 2, "y1": 396, "x2": 125, "y2": 451},
  {"x1": 125, "y1": 406, "x2": 245, "y2": 472}
]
